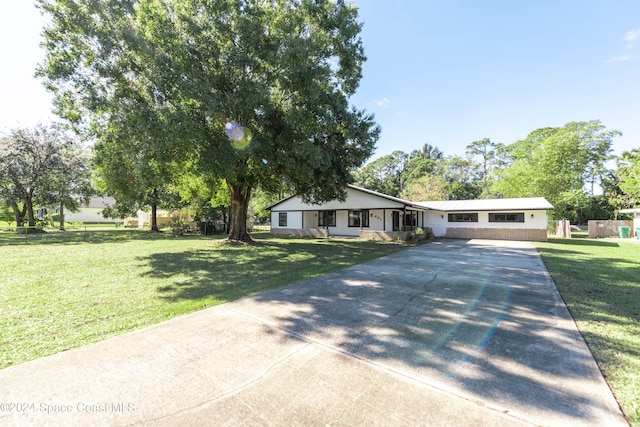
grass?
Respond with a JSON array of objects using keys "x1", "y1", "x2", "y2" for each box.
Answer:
[
  {"x1": 2, "y1": 227, "x2": 637, "y2": 423},
  {"x1": 534, "y1": 237, "x2": 640, "y2": 426},
  {"x1": 0, "y1": 231, "x2": 412, "y2": 370}
]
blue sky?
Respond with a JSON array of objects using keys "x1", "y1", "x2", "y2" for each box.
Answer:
[
  {"x1": 352, "y1": 1, "x2": 640, "y2": 160},
  {"x1": 2, "y1": 1, "x2": 639, "y2": 162}
]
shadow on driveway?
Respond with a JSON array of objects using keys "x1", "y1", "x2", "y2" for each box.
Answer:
[{"x1": 229, "y1": 239, "x2": 626, "y2": 426}]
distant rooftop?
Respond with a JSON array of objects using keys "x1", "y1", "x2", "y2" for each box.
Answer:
[{"x1": 87, "y1": 197, "x2": 116, "y2": 209}]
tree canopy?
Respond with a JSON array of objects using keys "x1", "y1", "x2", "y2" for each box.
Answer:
[
  {"x1": 37, "y1": 0, "x2": 379, "y2": 241},
  {"x1": 492, "y1": 120, "x2": 620, "y2": 219},
  {"x1": 0, "y1": 124, "x2": 92, "y2": 228},
  {"x1": 350, "y1": 120, "x2": 627, "y2": 223},
  {"x1": 616, "y1": 149, "x2": 640, "y2": 208}
]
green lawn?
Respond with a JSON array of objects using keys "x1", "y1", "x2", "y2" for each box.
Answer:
[
  {"x1": 2, "y1": 229, "x2": 637, "y2": 423},
  {"x1": 534, "y1": 238, "x2": 640, "y2": 426},
  {"x1": 0, "y1": 231, "x2": 411, "y2": 370}
]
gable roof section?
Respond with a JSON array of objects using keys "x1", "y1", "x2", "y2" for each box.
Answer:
[
  {"x1": 266, "y1": 184, "x2": 430, "y2": 211},
  {"x1": 416, "y1": 197, "x2": 553, "y2": 212}
]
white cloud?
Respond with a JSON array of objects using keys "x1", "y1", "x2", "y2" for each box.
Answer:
[
  {"x1": 623, "y1": 29, "x2": 640, "y2": 45},
  {"x1": 607, "y1": 29, "x2": 640, "y2": 63},
  {"x1": 607, "y1": 54, "x2": 632, "y2": 63},
  {"x1": 375, "y1": 98, "x2": 391, "y2": 108}
]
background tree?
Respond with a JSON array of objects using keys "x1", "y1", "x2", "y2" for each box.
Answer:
[
  {"x1": 0, "y1": 205, "x2": 13, "y2": 225},
  {"x1": 616, "y1": 148, "x2": 640, "y2": 207},
  {"x1": 401, "y1": 173, "x2": 448, "y2": 201},
  {"x1": 37, "y1": 0, "x2": 378, "y2": 242},
  {"x1": 436, "y1": 155, "x2": 481, "y2": 200},
  {"x1": 47, "y1": 135, "x2": 93, "y2": 230},
  {"x1": 492, "y1": 120, "x2": 620, "y2": 219},
  {"x1": 403, "y1": 143, "x2": 444, "y2": 188},
  {"x1": 93, "y1": 111, "x2": 185, "y2": 232},
  {"x1": 352, "y1": 151, "x2": 407, "y2": 197},
  {"x1": 465, "y1": 138, "x2": 505, "y2": 197},
  {"x1": 353, "y1": 146, "x2": 479, "y2": 201},
  {"x1": 0, "y1": 125, "x2": 86, "y2": 229}
]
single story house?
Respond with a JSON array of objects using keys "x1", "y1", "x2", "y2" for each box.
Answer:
[
  {"x1": 268, "y1": 184, "x2": 553, "y2": 242},
  {"x1": 63, "y1": 197, "x2": 120, "y2": 223},
  {"x1": 63, "y1": 197, "x2": 172, "y2": 227}
]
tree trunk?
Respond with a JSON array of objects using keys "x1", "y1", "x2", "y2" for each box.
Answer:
[
  {"x1": 151, "y1": 204, "x2": 159, "y2": 232},
  {"x1": 59, "y1": 202, "x2": 66, "y2": 231},
  {"x1": 25, "y1": 192, "x2": 36, "y2": 228},
  {"x1": 11, "y1": 202, "x2": 27, "y2": 227},
  {"x1": 227, "y1": 183, "x2": 252, "y2": 242},
  {"x1": 150, "y1": 188, "x2": 160, "y2": 232}
]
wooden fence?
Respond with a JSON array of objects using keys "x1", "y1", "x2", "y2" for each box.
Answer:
[{"x1": 588, "y1": 220, "x2": 634, "y2": 238}]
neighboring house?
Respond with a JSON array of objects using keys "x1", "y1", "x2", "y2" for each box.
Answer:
[
  {"x1": 268, "y1": 185, "x2": 553, "y2": 242},
  {"x1": 64, "y1": 197, "x2": 120, "y2": 223},
  {"x1": 63, "y1": 197, "x2": 195, "y2": 228}
]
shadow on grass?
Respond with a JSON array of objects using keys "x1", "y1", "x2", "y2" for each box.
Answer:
[
  {"x1": 0, "y1": 229, "x2": 227, "y2": 246},
  {"x1": 547, "y1": 237, "x2": 620, "y2": 247},
  {"x1": 537, "y1": 238, "x2": 640, "y2": 422},
  {"x1": 140, "y1": 237, "x2": 410, "y2": 303},
  {"x1": 135, "y1": 235, "x2": 634, "y2": 422}
]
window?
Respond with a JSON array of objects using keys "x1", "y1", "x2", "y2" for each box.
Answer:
[
  {"x1": 318, "y1": 210, "x2": 336, "y2": 227},
  {"x1": 348, "y1": 210, "x2": 369, "y2": 228},
  {"x1": 448, "y1": 213, "x2": 478, "y2": 222},
  {"x1": 489, "y1": 212, "x2": 524, "y2": 223},
  {"x1": 278, "y1": 212, "x2": 287, "y2": 227},
  {"x1": 404, "y1": 212, "x2": 417, "y2": 228}
]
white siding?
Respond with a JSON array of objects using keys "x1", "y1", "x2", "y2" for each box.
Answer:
[
  {"x1": 424, "y1": 210, "x2": 548, "y2": 237},
  {"x1": 269, "y1": 185, "x2": 552, "y2": 241},
  {"x1": 270, "y1": 187, "x2": 405, "y2": 212},
  {"x1": 424, "y1": 212, "x2": 448, "y2": 237},
  {"x1": 271, "y1": 211, "x2": 303, "y2": 229},
  {"x1": 65, "y1": 208, "x2": 120, "y2": 223}
]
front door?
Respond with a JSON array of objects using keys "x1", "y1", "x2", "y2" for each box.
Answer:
[{"x1": 392, "y1": 211, "x2": 400, "y2": 231}]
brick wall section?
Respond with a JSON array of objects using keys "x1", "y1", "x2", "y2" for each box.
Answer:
[
  {"x1": 270, "y1": 228, "x2": 329, "y2": 238},
  {"x1": 446, "y1": 228, "x2": 548, "y2": 242}
]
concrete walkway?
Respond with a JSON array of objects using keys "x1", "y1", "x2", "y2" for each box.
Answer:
[{"x1": 0, "y1": 239, "x2": 628, "y2": 426}]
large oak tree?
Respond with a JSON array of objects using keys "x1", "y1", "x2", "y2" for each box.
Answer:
[{"x1": 37, "y1": 0, "x2": 379, "y2": 241}]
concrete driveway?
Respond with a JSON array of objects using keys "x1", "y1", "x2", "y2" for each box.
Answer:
[{"x1": 0, "y1": 239, "x2": 628, "y2": 426}]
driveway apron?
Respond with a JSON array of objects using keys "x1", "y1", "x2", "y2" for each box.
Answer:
[{"x1": 0, "y1": 239, "x2": 628, "y2": 426}]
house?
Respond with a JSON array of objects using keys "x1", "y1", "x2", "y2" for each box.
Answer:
[
  {"x1": 268, "y1": 184, "x2": 553, "y2": 242},
  {"x1": 63, "y1": 197, "x2": 121, "y2": 223},
  {"x1": 64, "y1": 197, "x2": 197, "y2": 229}
]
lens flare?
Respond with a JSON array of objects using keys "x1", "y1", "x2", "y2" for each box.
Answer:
[
  {"x1": 225, "y1": 121, "x2": 245, "y2": 141},
  {"x1": 225, "y1": 121, "x2": 253, "y2": 150}
]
